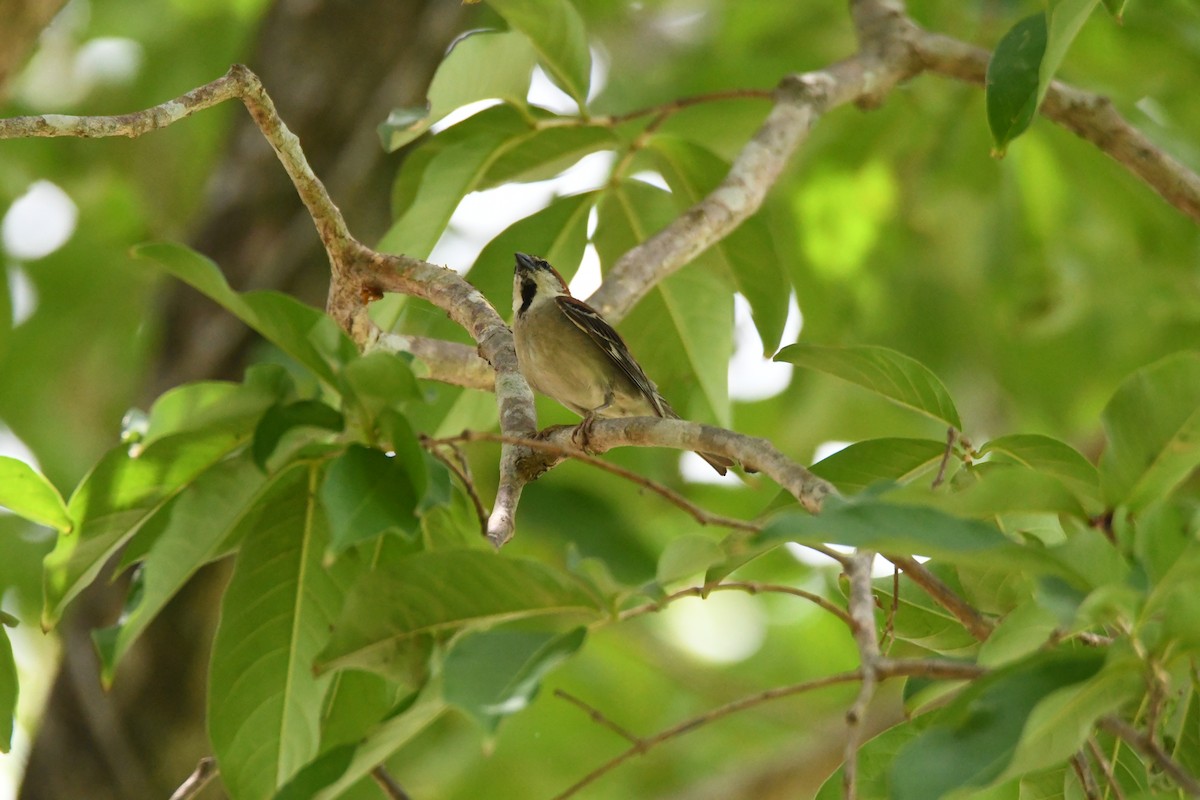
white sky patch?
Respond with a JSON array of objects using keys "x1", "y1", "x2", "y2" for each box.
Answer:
[
  {"x1": 728, "y1": 292, "x2": 802, "y2": 403},
  {"x1": 74, "y1": 37, "x2": 142, "y2": 87},
  {"x1": 628, "y1": 170, "x2": 669, "y2": 191},
  {"x1": 427, "y1": 151, "x2": 615, "y2": 273},
  {"x1": 527, "y1": 45, "x2": 609, "y2": 114},
  {"x1": 7, "y1": 265, "x2": 39, "y2": 325},
  {"x1": 661, "y1": 591, "x2": 765, "y2": 664},
  {"x1": 2, "y1": 181, "x2": 78, "y2": 261},
  {"x1": 785, "y1": 543, "x2": 899, "y2": 578},
  {"x1": 569, "y1": 243, "x2": 602, "y2": 298},
  {"x1": 0, "y1": 427, "x2": 40, "y2": 475},
  {"x1": 429, "y1": 98, "x2": 501, "y2": 135},
  {"x1": 679, "y1": 451, "x2": 744, "y2": 485},
  {"x1": 812, "y1": 439, "x2": 852, "y2": 463}
]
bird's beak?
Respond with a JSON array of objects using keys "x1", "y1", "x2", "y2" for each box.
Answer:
[{"x1": 514, "y1": 252, "x2": 537, "y2": 273}]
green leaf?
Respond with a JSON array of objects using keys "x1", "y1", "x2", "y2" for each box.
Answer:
[
  {"x1": 443, "y1": 626, "x2": 586, "y2": 733},
  {"x1": 986, "y1": 13, "x2": 1048, "y2": 155},
  {"x1": 648, "y1": 136, "x2": 791, "y2": 354},
  {"x1": 1042, "y1": 2, "x2": 1101, "y2": 107},
  {"x1": 875, "y1": 566, "x2": 981, "y2": 656},
  {"x1": 1000, "y1": 656, "x2": 1141, "y2": 782},
  {"x1": 42, "y1": 428, "x2": 248, "y2": 628},
  {"x1": 142, "y1": 366, "x2": 294, "y2": 444},
  {"x1": 339, "y1": 351, "x2": 423, "y2": 424},
  {"x1": 0, "y1": 624, "x2": 16, "y2": 752},
  {"x1": 252, "y1": 400, "x2": 345, "y2": 469},
  {"x1": 320, "y1": 445, "x2": 424, "y2": 553},
  {"x1": 378, "y1": 105, "x2": 531, "y2": 258},
  {"x1": 487, "y1": 0, "x2": 591, "y2": 109},
  {"x1": 978, "y1": 600, "x2": 1059, "y2": 668},
  {"x1": 482, "y1": 125, "x2": 616, "y2": 187},
  {"x1": 0, "y1": 456, "x2": 70, "y2": 531},
  {"x1": 1101, "y1": 0, "x2": 1126, "y2": 20},
  {"x1": 774, "y1": 343, "x2": 961, "y2": 430},
  {"x1": 593, "y1": 181, "x2": 733, "y2": 427},
  {"x1": 980, "y1": 434, "x2": 1103, "y2": 513},
  {"x1": 91, "y1": 453, "x2": 273, "y2": 685},
  {"x1": 656, "y1": 534, "x2": 724, "y2": 587},
  {"x1": 762, "y1": 498, "x2": 1070, "y2": 578},
  {"x1": 135, "y1": 242, "x2": 355, "y2": 385},
  {"x1": 208, "y1": 462, "x2": 352, "y2": 800},
  {"x1": 892, "y1": 650, "x2": 1106, "y2": 800},
  {"x1": 317, "y1": 551, "x2": 602, "y2": 674},
  {"x1": 312, "y1": 689, "x2": 447, "y2": 800},
  {"x1": 379, "y1": 30, "x2": 537, "y2": 152},
  {"x1": 809, "y1": 438, "x2": 948, "y2": 494},
  {"x1": 1100, "y1": 351, "x2": 1200, "y2": 510}
]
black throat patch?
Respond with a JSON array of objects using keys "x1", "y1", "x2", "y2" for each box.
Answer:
[{"x1": 519, "y1": 278, "x2": 537, "y2": 315}]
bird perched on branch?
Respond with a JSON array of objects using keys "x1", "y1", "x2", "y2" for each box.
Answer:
[{"x1": 511, "y1": 252, "x2": 733, "y2": 476}]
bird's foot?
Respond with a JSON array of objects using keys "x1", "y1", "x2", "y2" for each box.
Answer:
[{"x1": 572, "y1": 413, "x2": 599, "y2": 454}]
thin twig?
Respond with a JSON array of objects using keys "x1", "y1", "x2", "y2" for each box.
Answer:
[
  {"x1": 168, "y1": 757, "x2": 218, "y2": 800},
  {"x1": 554, "y1": 689, "x2": 646, "y2": 748},
  {"x1": 885, "y1": 554, "x2": 993, "y2": 641},
  {"x1": 604, "y1": 87, "x2": 775, "y2": 126},
  {"x1": 550, "y1": 658, "x2": 984, "y2": 800},
  {"x1": 617, "y1": 581, "x2": 854, "y2": 629},
  {"x1": 370, "y1": 765, "x2": 412, "y2": 800},
  {"x1": 429, "y1": 431, "x2": 761, "y2": 532},
  {"x1": 1099, "y1": 716, "x2": 1200, "y2": 797},
  {"x1": 931, "y1": 426, "x2": 957, "y2": 489},
  {"x1": 1087, "y1": 735, "x2": 1126, "y2": 800},
  {"x1": 1071, "y1": 750, "x2": 1102, "y2": 800},
  {"x1": 422, "y1": 439, "x2": 489, "y2": 536}
]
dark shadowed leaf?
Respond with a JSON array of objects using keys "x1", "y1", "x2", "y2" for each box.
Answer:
[
  {"x1": 986, "y1": 13, "x2": 1048, "y2": 155},
  {"x1": 320, "y1": 444, "x2": 425, "y2": 553}
]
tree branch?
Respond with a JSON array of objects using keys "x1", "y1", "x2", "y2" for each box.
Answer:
[{"x1": 1099, "y1": 716, "x2": 1200, "y2": 797}]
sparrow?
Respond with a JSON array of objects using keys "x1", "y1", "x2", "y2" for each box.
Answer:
[{"x1": 512, "y1": 252, "x2": 733, "y2": 476}]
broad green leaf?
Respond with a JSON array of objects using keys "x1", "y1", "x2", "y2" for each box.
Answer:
[
  {"x1": 443, "y1": 626, "x2": 586, "y2": 733},
  {"x1": 980, "y1": 434, "x2": 1102, "y2": 513},
  {"x1": 379, "y1": 30, "x2": 537, "y2": 152},
  {"x1": 320, "y1": 670, "x2": 411, "y2": 752},
  {"x1": 986, "y1": 14, "x2": 1048, "y2": 155},
  {"x1": 892, "y1": 650, "x2": 1105, "y2": 800},
  {"x1": 142, "y1": 365, "x2": 293, "y2": 444},
  {"x1": 209, "y1": 462, "x2": 352, "y2": 800},
  {"x1": 487, "y1": 0, "x2": 591, "y2": 109},
  {"x1": 594, "y1": 181, "x2": 732, "y2": 427},
  {"x1": 1142, "y1": 540, "x2": 1200, "y2": 654},
  {"x1": 978, "y1": 600, "x2": 1058, "y2": 667},
  {"x1": 378, "y1": 106, "x2": 531, "y2": 258},
  {"x1": 42, "y1": 428, "x2": 247, "y2": 628},
  {"x1": 339, "y1": 351, "x2": 423, "y2": 424},
  {"x1": 762, "y1": 498, "x2": 1072, "y2": 579},
  {"x1": 809, "y1": 438, "x2": 947, "y2": 493},
  {"x1": 774, "y1": 343, "x2": 961, "y2": 430},
  {"x1": 648, "y1": 136, "x2": 791, "y2": 354},
  {"x1": 0, "y1": 456, "x2": 70, "y2": 531},
  {"x1": 92, "y1": 453, "x2": 273, "y2": 685},
  {"x1": 1001, "y1": 656, "x2": 1141, "y2": 782},
  {"x1": 317, "y1": 551, "x2": 602, "y2": 674},
  {"x1": 320, "y1": 445, "x2": 423, "y2": 553},
  {"x1": 135, "y1": 242, "x2": 355, "y2": 385},
  {"x1": 1100, "y1": 352, "x2": 1200, "y2": 510},
  {"x1": 482, "y1": 125, "x2": 616, "y2": 188},
  {"x1": 273, "y1": 746, "x2": 357, "y2": 800},
  {"x1": 0, "y1": 624, "x2": 15, "y2": 752},
  {"x1": 251, "y1": 400, "x2": 344, "y2": 469},
  {"x1": 656, "y1": 534, "x2": 724, "y2": 587},
  {"x1": 312, "y1": 688, "x2": 447, "y2": 800},
  {"x1": 896, "y1": 464, "x2": 1087, "y2": 520}
]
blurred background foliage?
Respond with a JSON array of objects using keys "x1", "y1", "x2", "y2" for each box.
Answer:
[{"x1": 1, "y1": 0, "x2": 1198, "y2": 798}]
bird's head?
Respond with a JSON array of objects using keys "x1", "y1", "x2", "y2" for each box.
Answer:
[{"x1": 513, "y1": 252, "x2": 570, "y2": 316}]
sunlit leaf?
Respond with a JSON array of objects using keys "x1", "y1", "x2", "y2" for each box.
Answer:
[
  {"x1": 1099, "y1": 351, "x2": 1200, "y2": 510},
  {"x1": 774, "y1": 343, "x2": 961, "y2": 429},
  {"x1": 209, "y1": 462, "x2": 353, "y2": 799},
  {"x1": 980, "y1": 434, "x2": 1102, "y2": 513},
  {"x1": 317, "y1": 551, "x2": 602, "y2": 674},
  {"x1": 0, "y1": 456, "x2": 70, "y2": 531},
  {"x1": 0, "y1": 625, "x2": 15, "y2": 753},
  {"x1": 135, "y1": 242, "x2": 355, "y2": 385},
  {"x1": 809, "y1": 438, "x2": 947, "y2": 493},
  {"x1": 487, "y1": 0, "x2": 591, "y2": 108},
  {"x1": 482, "y1": 124, "x2": 616, "y2": 188}
]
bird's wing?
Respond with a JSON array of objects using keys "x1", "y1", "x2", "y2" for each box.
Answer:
[{"x1": 555, "y1": 295, "x2": 672, "y2": 417}]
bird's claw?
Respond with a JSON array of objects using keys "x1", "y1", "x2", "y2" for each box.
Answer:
[{"x1": 572, "y1": 413, "x2": 598, "y2": 454}]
